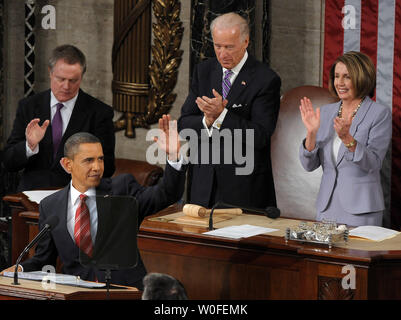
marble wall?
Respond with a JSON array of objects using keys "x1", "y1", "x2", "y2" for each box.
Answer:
[
  {"x1": 2, "y1": 0, "x2": 325, "y2": 219},
  {"x1": 2, "y1": 0, "x2": 324, "y2": 154},
  {"x1": 270, "y1": 0, "x2": 324, "y2": 93},
  {"x1": 3, "y1": 0, "x2": 115, "y2": 143}
]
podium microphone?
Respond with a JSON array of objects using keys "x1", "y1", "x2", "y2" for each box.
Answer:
[
  {"x1": 13, "y1": 215, "x2": 59, "y2": 285},
  {"x1": 208, "y1": 201, "x2": 280, "y2": 231}
]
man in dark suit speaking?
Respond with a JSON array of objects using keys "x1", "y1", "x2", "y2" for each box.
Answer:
[
  {"x1": 1, "y1": 115, "x2": 185, "y2": 290},
  {"x1": 178, "y1": 12, "x2": 281, "y2": 209},
  {"x1": 3, "y1": 44, "x2": 115, "y2": 191}
]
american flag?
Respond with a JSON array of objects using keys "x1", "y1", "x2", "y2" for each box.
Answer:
[{"x1": 323, "y1": 0, "x2": 401, "y2": 229}]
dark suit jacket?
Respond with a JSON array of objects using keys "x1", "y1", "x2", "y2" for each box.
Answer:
[
  {"x1": 21, "y1": 164, "x2": 186, "y2": 289},
  {"x1": 178, "y1": 55, "x2": 281, "y2": 209},
  {"x1": 3, "y1": 89, "x2": 115, "y2": 191}
]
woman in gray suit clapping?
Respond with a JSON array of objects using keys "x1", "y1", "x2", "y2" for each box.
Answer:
[{"x1": 299, "y1": 51, "x2": 392, "y2": 227}]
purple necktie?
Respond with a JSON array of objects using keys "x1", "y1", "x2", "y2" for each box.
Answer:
[
  {"x1": 222, "y1": 69, "x2": 233, "y2": 100},
  {"x1": 52, "y1": 103, "x2": 64, "y2": 158}
]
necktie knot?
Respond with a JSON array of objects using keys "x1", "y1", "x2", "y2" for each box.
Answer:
[
  {"x1": 79, "y1": 194, "x2": 88, "y2": 202},
  {"x1": 224, "y1": 69, "x2": 233, "y2": 80},
  {"x1": 56, "y1": 103, "x2": 64, "y2": 111}
]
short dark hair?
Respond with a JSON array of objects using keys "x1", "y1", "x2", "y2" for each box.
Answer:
[
  {"x1": 328, "y1": 51, "x2": 376, "y2": 99},
  {"x1": 64, "y1": 132, "x2": 100, "y2": 159},
  {"x1": 48, "y1": 44, "x2": 87, "y2": 74},
  {"x1": 142, "y1": 273, "x2": 188, "y2": 300}
]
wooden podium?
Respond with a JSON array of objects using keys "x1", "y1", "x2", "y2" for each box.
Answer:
[
  {"x1": 0, "y1": 276, "x2": 141, "y2": 300},
  {"x1": 4, "y1": 193, "x2": 401, "y2": 300}
]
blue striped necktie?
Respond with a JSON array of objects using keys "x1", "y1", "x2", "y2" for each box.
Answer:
[{"x1": 222, "y1": 69, "x2": 233, "y2": 100}]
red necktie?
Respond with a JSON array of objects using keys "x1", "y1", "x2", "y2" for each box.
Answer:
[{"x1": 74, "y1": 194, "x2": 93, "y2": 257}]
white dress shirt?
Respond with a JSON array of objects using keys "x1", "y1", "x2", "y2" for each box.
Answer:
[
  {"x1": 67, "y1": 182, "x2": 98, "y2": 244},
  {"x1": 332, "y1": 134, "x2": 342, "y2": 163},
  {"x1": 26, "y1": 91, "x2": 79, "y2": 157},
  {"x1": 65, "y1": 155, "x2": 183, "y2": 244},
  {"x1": 202, "y1": 51, "x2": 249, "y2": 137}
]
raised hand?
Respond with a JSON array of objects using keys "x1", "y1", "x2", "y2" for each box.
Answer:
[
  {"x1": 299, "y1": 97, "x2": 320, "y2": 134},
  {"x1": 196, "y1": 89, "x2": 228, "y2": 127},
  {"x1": 154, "y1": 114, "x2": 181, "y2": 161},
  {"x1": 299, "y1": 97, "x2": 320, "y2": 151},
  {"x1": 25, "y1": 118, "x2": 50, "y2": 151}
]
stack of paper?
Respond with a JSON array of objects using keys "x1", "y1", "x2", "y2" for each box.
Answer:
[
  {"x1": 23, "y1": 190, "x2": 59, "y2": 204},
  {"x1": 203, "y1": 224, "x2": 279, "y2": 239},
  {"x1": 349, "y1": 226, "x2": 400, "y2": 241},
  {"x1": 2, "y1": 271, "x2": 105, "y2": 288}
]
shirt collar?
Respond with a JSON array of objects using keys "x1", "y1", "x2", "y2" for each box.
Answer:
[
  {"x1": 222, "y1": 50, "x2": 248, "y2": 75},
  {"x1": 50, "y1": 91, "x2": 79, "y2": 110},
  {"x1": 70, "y1": 181, "x2": 96, "y2": 205}
]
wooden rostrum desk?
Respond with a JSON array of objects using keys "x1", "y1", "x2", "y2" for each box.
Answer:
[
  {"x1": 0, "y1": 276, "x2": 141, "y2": 300},
  {"x1": 4, "y1": 194, "x2": 401, "y2": 300}
]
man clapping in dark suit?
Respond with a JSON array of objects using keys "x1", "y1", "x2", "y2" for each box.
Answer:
[
  {"x1": 3, "y1": 44, "x2": 115, "y2": 191},
  {"x1": 1, "y1": 115, "x2": 185, "y2": 289},
  {"x1": 178, "y1": 12, "x2": 281, "y2": 209}
]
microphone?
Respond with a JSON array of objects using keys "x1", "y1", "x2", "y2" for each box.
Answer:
[
  {"x1": 208, "y1": 201, "x2": 280, "y2": 231},
  {"x1": 240, "y1": 206, "x2": 281, "y2": 219},
  {"x1": 13, "y1": 215, "x2": 59, "y2": 285}
]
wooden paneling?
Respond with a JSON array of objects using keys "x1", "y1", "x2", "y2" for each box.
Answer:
[{"x1": 4, "y1": 196, "x2": 401, "y2": 300}]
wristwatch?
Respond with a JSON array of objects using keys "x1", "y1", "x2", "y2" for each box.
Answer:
[{"x1": 344, "y1": 139, "x2": 356, "y2": 148}]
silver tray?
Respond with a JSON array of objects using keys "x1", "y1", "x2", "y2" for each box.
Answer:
[{"x1": 284, "y1": 221, "x2": 349, "y2": 249}]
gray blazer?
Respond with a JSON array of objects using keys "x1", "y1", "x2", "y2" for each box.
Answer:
[{"x1": 299, "y1": 97, "x2": 392, "y2": 214}]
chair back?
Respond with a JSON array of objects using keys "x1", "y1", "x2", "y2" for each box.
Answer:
[
  {"x1": 271, "y1": 86, "x2": 339, "y2": 219},
  {"x1": 113, "y1": 158, "x2": 163, "y2": 186}
]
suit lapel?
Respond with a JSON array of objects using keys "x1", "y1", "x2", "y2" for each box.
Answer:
[
  {"x1": 225, "y1": 56, "x2": 254, "y2": 107},
  {"x1": 37, "y1": 90, "x2": 54, "y2": 164},
  {"x1": 211, "y1": 60, "x2": 223, "y2": 96},
  {"x1": 321, "y1": 101, "x2": 339, "y2": 141},
  {"x1": 349, "y1": 97, "x2": 373, "y2": 136},
  {"x1": 93, "y1": 180, "x2": 113, "y2": 255},
  {"x1": 336, "y1": 97, "x2": 372, "y2": 165},
  {"x1": 318, "y1": 102, "x2": 339, "y2": 167},
  {"x1": 53, "y1": 185, "x2": 77, "y2": 248}
]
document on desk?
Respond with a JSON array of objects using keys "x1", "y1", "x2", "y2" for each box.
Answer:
[
  {"x1": 203, "y1": 224, "x2": 279, "y2": 239},
  {"x1": 2, "y1": 271, "x2": 105, "y2": 288},
  {"x1": 23, "y1": 190, "x2": 59, "y2": 204},
  {"x1": 349, "y1": 226, "x2": 400, "y2": 241}
]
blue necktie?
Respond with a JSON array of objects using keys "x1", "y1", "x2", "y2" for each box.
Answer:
[{"x1": 222, "y1": 70, "x2": 233, "y2": 100}]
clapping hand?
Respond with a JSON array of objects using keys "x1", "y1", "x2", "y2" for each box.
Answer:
[
  {"x1": 333, "y1": 114, "x2": 352, "y2": 140},
  {"x1": 25, "y1": 118, "x2": 50, "y2": 151},
  {"x1": 196, "y1": 89, "x2": 228, "y2": 127}
]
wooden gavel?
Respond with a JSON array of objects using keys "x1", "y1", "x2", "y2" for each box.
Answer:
[{"x1": 183, "y1": 204, "x2": 242, "y2": 218}]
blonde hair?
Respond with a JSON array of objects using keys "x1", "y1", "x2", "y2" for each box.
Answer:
[
  {"x1": 210, "y1": 12, "x2": 249, "y2": 42},
  {"x1": 328, "y1": 51, "x2": 376, "y2": 99}
]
